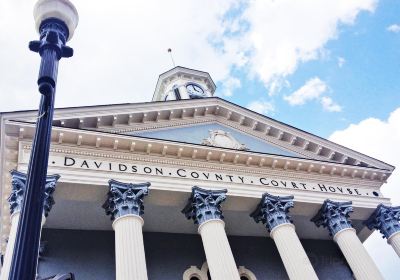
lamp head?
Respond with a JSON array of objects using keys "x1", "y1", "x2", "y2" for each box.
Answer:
[{"x1": 33, "y1": 0, "x2": 79, "y2": 41}]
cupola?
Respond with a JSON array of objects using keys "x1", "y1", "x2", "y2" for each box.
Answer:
[{"x1": 152, "y1": 66, "x2": 216, "y2": 101}]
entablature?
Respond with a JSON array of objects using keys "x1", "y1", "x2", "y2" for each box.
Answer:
[
  {"x1": 4, "y1": 98, "x2": 394, "y2": 172},
  {"x1": 7, "y1": 120, "x2": 391, "y2": 188}
]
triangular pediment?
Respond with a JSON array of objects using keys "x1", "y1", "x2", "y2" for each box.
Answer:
[
  {"x1": 4, "y1": 97, "x2": 394, "y2": 172},
  {"x1": 128, "y1": 122, "x2": 299, "y2": 158}
]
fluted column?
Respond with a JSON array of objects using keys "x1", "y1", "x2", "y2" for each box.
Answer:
[
  {"x1": 312, "y1": 199, "x2": 383, "y2": 280},
  {"x1": 365, "y1": 204, "x2": 400, "y2": 257},
  {"x1": 251, "y1": 193, "x2": 317, "y2": 280},
  {"x1": 103, "y1": 179, "x2": 150, "y2": 280},
  {"x1": 182, "y1": 187, "x2": 240, "y2": 280},
  {"x1": 0, "y1": 170, "x2": 60, "y2": 280}
]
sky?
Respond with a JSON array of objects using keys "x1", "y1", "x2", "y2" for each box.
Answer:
[{"x1": 1, "y1": 0, "x2": 400, "y2": 278}]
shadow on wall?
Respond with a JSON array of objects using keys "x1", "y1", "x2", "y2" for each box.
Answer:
[{"x1": 38, "y1": 229, "x2": 353, "y2": 280}]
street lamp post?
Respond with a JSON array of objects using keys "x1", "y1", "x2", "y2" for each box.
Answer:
[{"x1": 8, "y1": 1, "x2": 78, "y2": 279}]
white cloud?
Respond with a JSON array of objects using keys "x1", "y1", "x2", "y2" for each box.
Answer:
[
  {"x1": 0, "y1": 0, "x2": 239, "y2": 111},
  {"x1": 284, "y1": 77, "x2": 342, "y2": 112},
  {"x1": 246, "y1": 100, "x2": 275, "y2": 115},
  {"x1": 0, "y1": 0, "x2": 378, "y2": 111},
  {"x1": 321, "y1": 96, "x2": 342, "y2": 112},
  {"x1": 284, "y1": 77, "x2": 327, "y2": 105},
  {"x1": 329, "y1": 107, "x2": 400, "y2": 279},
  {"x1": 338, "y1": 57, "x2": 346, "y2": 67},
  {"x1": 231, "y1": 0, "x2": 377, "y2": 89},
  {"x1": 387, "y1": 24, "x2": 400, "y2": 33},
  {"x1": 220, "y1": 77, "x2": 241, "y2": 97}
]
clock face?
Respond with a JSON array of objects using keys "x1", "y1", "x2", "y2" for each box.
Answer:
[{"x1": 186, "y1": 83, "x2": 206, "y2": 97}]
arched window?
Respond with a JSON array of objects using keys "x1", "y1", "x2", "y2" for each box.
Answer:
[
  {"x1": 183, "y1": 265, "x2": 208, "y2": 280},
  {"x1": 238, "y1": 266, "x2": 257, "y2": 280},
  {"x1": 184, "y1": 263, "x2": 257, "y2": 280}
]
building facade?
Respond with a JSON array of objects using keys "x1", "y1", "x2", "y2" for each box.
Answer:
[{"x1": 0, "y1": 66, "x2": 398, "y2": 280}]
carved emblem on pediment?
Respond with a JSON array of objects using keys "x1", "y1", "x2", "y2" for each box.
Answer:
[{"x1": 201, "y1": 130, "x2": 248, "y2": 150}]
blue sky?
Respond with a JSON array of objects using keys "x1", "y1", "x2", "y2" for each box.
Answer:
[{"x1": 223, "y1": 0, "x2": 400, "y2": 138}]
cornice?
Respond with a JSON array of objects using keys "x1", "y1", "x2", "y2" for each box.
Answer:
[
  {"x1": 6, "y1": 120, "x2": 391, "y2": 186},
  {"x1": 2, "y1": 98, "x2": 394, "y2": 172}
]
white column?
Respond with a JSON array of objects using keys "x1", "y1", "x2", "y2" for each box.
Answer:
[
  {"x1": 334, "y1": 228, "x2": 383, "y2": 280},
  {"x1": 182, "y1": 187, "x2": 240, "y2": 280},
  {"x1": 271, "y1": 223, "x2": 318, "y2": 280},
  {"x1": 1, "y1": 214, "x2": 47, "y2": 280},
  {"x1": 388, "y1": 232, "x2": 400, "y2": 257},
  {"x1": 0, "y1": 213, "x2": 20, "y2": 280},
  {"x1": 0, "y1": 171, "x2": 60, "y2": 280},
  {"x1": 365, "y1": 204, "x2": 400, "y2": 258},
  {"x1": 112, "y1": 215, "x2": 147, "y2": 280},
  {"x1": 103, "y1": 179, "x2": 150, "y2": 280},
  {"x1": 251, "y1": 193, "x2": 317, "y2": 280},
  {"x1": 313, "y1": 199, "x2": 383, "y2": 280},
  {"x1": 198, "y1": 219, "x2": 240, "y2": 280}
]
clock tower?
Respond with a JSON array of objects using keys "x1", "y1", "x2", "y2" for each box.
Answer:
[{"x1": 152, "y1": 66, "x2": 216, "y2": 101}]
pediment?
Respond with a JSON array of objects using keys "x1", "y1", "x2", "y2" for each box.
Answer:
[
  {"x1": 126, "y1": 123, "x2": 299, "y2": 158},
  {"x1": 4, "y1": 97, "x2": 394, "y2": 172}
]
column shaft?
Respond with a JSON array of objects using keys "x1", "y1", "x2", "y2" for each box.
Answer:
[
  {"x1": 198, "y1": 219, "x2": 240, "y2": 280},
  {"x1": 1, "y1": 214, "x2": 46, "y2": 280},
  {"x1": 0, "y1": 213, "x2": 20, "y2": 280},
  {"x1": 113, "y1": 215, "x2": 147, "y2": 280},
  {"x1": 334, "y1": 228, "x2": 383, "y2": 280},
  {"x1": 271, "y1": 224, "x2": 318, "y2": 280},
  {"x1": 388, "y1": 232, "x2": 400, "y2": 257}
]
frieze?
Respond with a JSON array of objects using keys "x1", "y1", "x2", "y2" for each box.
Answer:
[
  {"x1": 20, "y1": 144, "x2": 385, "y2": 188},
  {"x1": 34, "y1": 155, "x2": 381, "y2": 198}
]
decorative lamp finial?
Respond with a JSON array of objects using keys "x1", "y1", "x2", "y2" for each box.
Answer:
[{"x1": 33, "y1": 0, "x2": 79, "y2": 41}]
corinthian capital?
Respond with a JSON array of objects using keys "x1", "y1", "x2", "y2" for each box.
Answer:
[
  {"x1": 8, "y1": 170, "x2": 60, "y2": 217},
  {"x1": 251, "y1": 193, "x2": 294, "y2": 232},
  {"x1": 311, "y1": 199, "x2": 353, "y2": 237},
  {"x1": 365, "y1": 204, "x2": 400, "y2": 239},
  {"x1": 182, "y1": 186, "x2": 227, "y2": 225},
  {"x1": 103, "y1": 179, "x2": 150, "y2": 220}
]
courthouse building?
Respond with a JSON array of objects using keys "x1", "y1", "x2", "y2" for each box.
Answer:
[{"x1": 0, "y1": 66, "x2": 399, "y2": 280}]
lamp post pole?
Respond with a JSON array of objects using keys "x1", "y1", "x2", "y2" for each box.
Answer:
[{"x1": 8, "y1": 1, "x2": 78, "y2": 279}]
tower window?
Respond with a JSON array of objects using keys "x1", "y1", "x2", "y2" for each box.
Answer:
[{"x1": 174, "y1": 87, "x2": 181, "y2": 100}]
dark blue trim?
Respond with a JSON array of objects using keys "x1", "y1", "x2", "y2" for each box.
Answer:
[
  {"x1": 9, "y1": 17, "x2": 74, "y2": 280},
  {"x1": 103, "y1": 179, "x2": 150, "y2": 220},
  {"x1": 182, "y1": 186, "x2": 227, "y2": 225},
  {"x1": 365, "y1": 204, "x2": 400, "y2": 239},
  {"x1": 251, "y1": 193, "x2": 294, "y2": 232},
  {"x1": 311, "y1": 199, "x2": 353, "y2": 236}
]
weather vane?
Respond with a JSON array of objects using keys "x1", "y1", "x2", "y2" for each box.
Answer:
[{"x1": 168, "y1": 48, "x2": 176, "y2": 67}]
